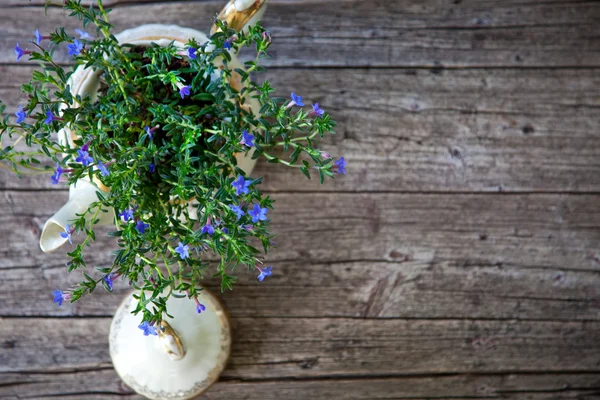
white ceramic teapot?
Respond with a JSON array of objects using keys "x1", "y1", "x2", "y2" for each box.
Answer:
[{"x1": 39, "y1": 0, "x2": 268, "y2": 253}]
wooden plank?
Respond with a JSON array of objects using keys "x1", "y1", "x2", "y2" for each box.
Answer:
[
  {"x1": 0, "y1": 191, "x2": 598, "y2": 320},
  {"x1": 0, "y1": 1, "x2": 598, "y2": 67},
  {"x1": 2, "y1": 67, "x2": 600, "y2": 192},
  {"x1": 2, "y1": 368, "x2": 600, "y2": 400},
  {"x1": 2, "y1": 317, "x2": 600, "y2": 377}
]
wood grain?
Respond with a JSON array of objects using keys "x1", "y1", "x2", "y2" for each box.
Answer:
[
  {"x1": 1, "y1": 0, "x2": 599, "y2": 398},
  {"x1": 1, "y1": 66, "x2": 600, "y2": 192},
  {"x1": 0, "y1": 191, "x2": 598, "y2": 321},
  {"x1": 0, "y1": 0, "x2": 598, "y2": 67},
  {"x1": 2, "y1": 317, "x2": 600, "y2": 378},
  {"x1": 2, "y1": 369, "x2": 600, "y2": 400}
]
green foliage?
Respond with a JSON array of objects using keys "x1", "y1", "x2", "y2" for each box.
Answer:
[{"x1": 0, "y1": 1, "x2": 338, "y2": 325}]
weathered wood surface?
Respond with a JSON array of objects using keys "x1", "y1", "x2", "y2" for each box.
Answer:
[
  {"x1": 1, "y1": 192, "x2": 600, "y2": 321},
  {"x1": 2, "y1": 66, "x2": 600, "y2": 192},
  {"x1": 1, "y1": 0, "x2": 600, "y2": 399},
  {"x1": 1, "y1": 0, "x2": 599, "y2": 67},
  {"x1": 3, "y1": 370, "x2": 600, "y2": 400}
]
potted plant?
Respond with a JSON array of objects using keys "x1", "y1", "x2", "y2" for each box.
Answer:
[{"x1": 1, "y1": 0, "x2": 346, "y2": 397}]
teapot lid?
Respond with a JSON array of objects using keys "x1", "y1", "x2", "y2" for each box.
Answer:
[{"x1": 109, "y1": 288, "x2": 231, "y2": 399}]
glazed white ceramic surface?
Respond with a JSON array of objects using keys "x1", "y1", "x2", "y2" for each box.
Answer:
[{"x1": 110, "y1": 288, "x2": 231, "y2": 400}]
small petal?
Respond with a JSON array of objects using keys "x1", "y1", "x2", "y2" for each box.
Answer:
[
  {"x1": 136, "y1": 220, "x2": 149, "y2": 234},
  {"x1": 15, "y1": 106, "x2": 26, "y2": 124},
  {"x1": 67, "y1": 39, "x2": 84, "y2": 56},
  {"x1": 97, "y1": 162, "x2": 109, "y2": 177},
  {"x1": 35, "y1": 29, "x2": 43, "y2": 45}
]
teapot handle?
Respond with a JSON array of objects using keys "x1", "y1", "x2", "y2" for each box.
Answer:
[
  {"x1": 158, "y1": 320, "x2": 186, "y2": 361},
  {"x1": 211, "y1": 0, "x2": 269, "y2": 34}
]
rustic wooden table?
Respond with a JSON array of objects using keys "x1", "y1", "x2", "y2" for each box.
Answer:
[{"x1": 1, "y1": 1, "x2": 600, "y2": 399}]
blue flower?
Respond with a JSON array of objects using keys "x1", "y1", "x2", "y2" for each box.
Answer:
[
  {"x1": 175, "y1": 242, "x2": 190, "y2": 259},
  {"x1": 232, "y1": 175, "x2": 252, "y2": 196},
  {"x1": 201, "y1": 223, "x2": 215, "y2": 236},
  {"x1": 97, "y1": 162, "x2": 109, "y2": 177},
  {"x1": 223, "y1": 38, "x2": 234, "y2": 50},
  {"x1": 76, "y1": 149, "x2": 93, "y2": 166},
  {"x1": 149, "y1": 163, "x2": 156, "y2": 173},
  {"x1": 138, "y1": 321, "x2": 158, "y2": 336},
  {"x1": 75, "y1": 29, "x2": 94, "y2": 40},
  {"x1": 15, "y1": 106, "x2": 26, "y2": 123},
  {"x1": 187, "y1": 47, "x2": 197, "y2": 59},
  {"x1": 67, "y1": 39, "x2": 83, "y2": 56},
  {"x1": 196, "y1": 303, "x2": 206, "y2": 314},
  {"x1": 103, "y1": 273, "x2": 115, "y2": 292},
  {"x1": 290, "y1": 92, "x2": 304, "y2": 107},
  {"x1": 144, "y1": 126, "x2": 154, "y2": 141},
  {"x1": 35, "y1": 29, "x2": 43, "y2": 45},
  {"x1": 230, "y1": 204, "x2": 245, "y2": 220},
  {"x1": 44, "y1": 110, "x2": 55, "y2": 124},
  {"x1": 335, "y1": 157, "x2": 347, "y2": 175},
  {"x1": 136, "y1": 220, "x2": 149, "y2": 234},
  {"x1": 248, "y1": 203, "x2": 268, "y2": 223},
  {"x1": 257, "y1": 266, "x2": 273, "y2": 282},
  {"x1": 179, "y1": 85, "x2": 191, "y2": 99},
  {"x1": 240, "y1": 130, "x2": 254, "y2": 148},
  {"x1": 119, "y1": 208, "x2": 134, "y2": 222},
  {"x1": 60, "y1": 224, "x2": 73, "y2": 244},
  {"x1": 309, "y1": 103, "x2": 325, "y2": 118},
  {"x1": 52, "y1": 289, "x2": 65, "y2": 306},
  {"x1": 51, "y1": 163, "x2": 64, "y2": 184},
  {"x1": 222, "y1": 227, "x2": 229, "y2": 234},
  {"x1": 14, "y1": 43, "x2": 28, "y2": 61}
]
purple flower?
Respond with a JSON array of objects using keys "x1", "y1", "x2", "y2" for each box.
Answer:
[
  {"x1": 222, "y1": 227, "x2": 229, "y2": 234},
  {"x1": 14, "y1": 43, "x2": 29, "y2": 61},
  {"x1": 35, "y1": 29, "x2": 43, "y2": 45},
  {"x1": 144, "y1": 126, "x2": 154, "y2": 141},
  {"x1": 15, "y1": 106, "x2": 26, "y2": 123},
  {"x1": 51, "y1": 163, "x2": 64, "y2": 184},
  {"x1": 201, "y1": 223, "x2": 215, "y2": 236},
  {"x1": 240, "y1": 130, "x2": 254, "y2": 148},
  {"x1": 175, "y1": 242, "x2": 190, "y2": 259},
  {"x1": 52, "y1": 290, "x2": 64, "y2": 306},
  {"x1": 103, "y1": 273, "x2": 116, "y2": 292},
  {"x1": 320, "y1": 150, "x2": 331, "y2": 159},
  {"x1": 60, "y1": 224, "x2": 73, "y2": 244},
  {"x1": 136, "y1": 220, "x2": 149, "y2": 234},
  {"x1": 309, "y1": 103, "x2": 325, "y2": 118},
  {"x1": 67, "y1": 39, "x2": 83, "y2": 56},
  {"x1": 232, "y1": 175, "x2": 252, "y2": 196},
  {"x1": 52, "y1": 290, "x2": 71, "y2": 306},
  {"x1": 257, "y1": 266, "x2": 273, "y2": 282},
  {"x1": 97, "y1": 162, "x2": 109, "y2": 177},
  {"x1": 76, "y1": 149, "x2": 94, "y2": 166},
  {"x1": 241, "y1": 224, "x2": 254, "y2": 232},
  {"x1": 230, "y1": 204, "x2": 245, "y2": 220},
  {"x1": 248, "y1": 203, "x2": 268, "y2": 223},
  {"x1": 187, "y1": 47, "x2": 197, "y2": 59},
  {"x1": 223, "y1": 37, "x2": 234, "y2": 50},
  {"x1": 44, "y1": 110, "x2": 55, "y2": 124},
  {"x1": 148, "y1": 163, "x2": 156, "y2": 173},
  {"x1": 119, "y1": 208, "x2": 134, "y2": 222},
  {"x1": 138, "y1": 321, "x2": 158, "y2": 336},
  {"x1": 179, "y1": 85, "x2": 191, "y2": 99},
  {"x1": 196, "y1": 302, "x2": 206, "y2": 314},
  {"x1": 335, "y1": 157, "x2": 347, "y2": 175},
  {"x1": 75, "y1": 29, "x2": 94, "y2": 40},
  {"x1": 289, "y1": 92, "x2": 304, "y2": 107}
]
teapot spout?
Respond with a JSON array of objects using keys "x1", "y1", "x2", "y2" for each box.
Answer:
[
  {"x1": 211, "y1": 0, "x2": 269, "y2": 35},
  {"x1": 40, "y1": 179, "x2": 113, "y2": 253}
]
